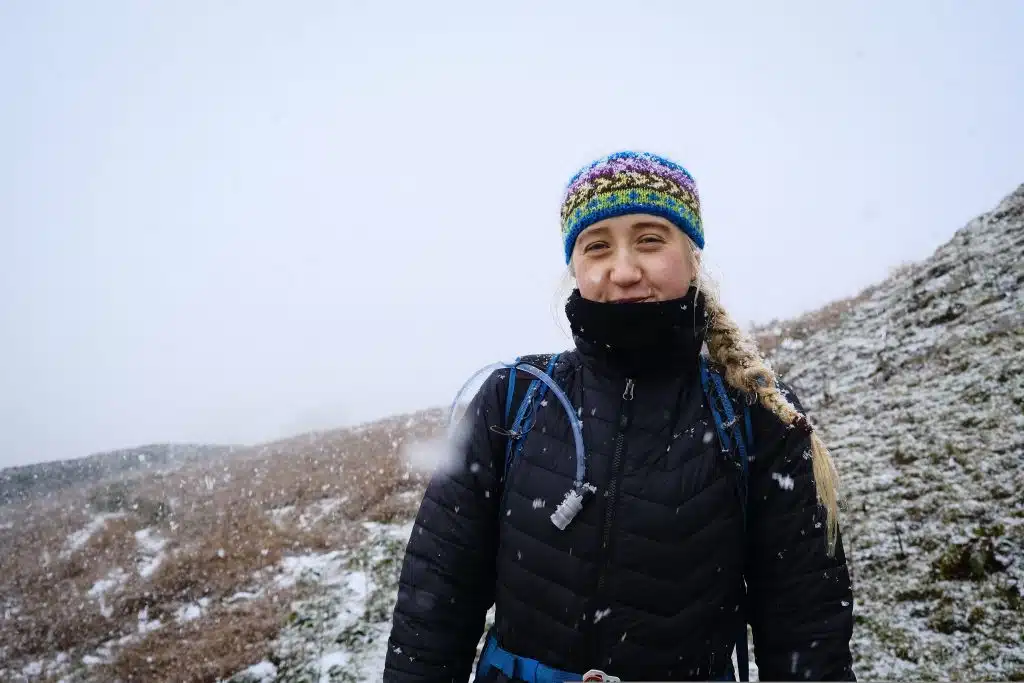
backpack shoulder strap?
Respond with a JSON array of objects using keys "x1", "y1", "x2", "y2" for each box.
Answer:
[
  {"x1": 699, "y1": 355, "x2": 754, "y2": 493},
  {"x1": 501, "y1": 353, "x2": 561, "y2": 482},
  {"x1": 503, "y1": 354, "x2": 557, "y2": 424},
  {"x1": 698, "y1": 354, "x2": 755, "y2": 683},
  {"x1": 503, "y1": 356, "x2": 561, "y2": 423}
]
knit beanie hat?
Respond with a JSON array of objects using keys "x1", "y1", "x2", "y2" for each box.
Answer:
[{"x1": 559, "y1": 151, "x2": 704, "y2": 264}]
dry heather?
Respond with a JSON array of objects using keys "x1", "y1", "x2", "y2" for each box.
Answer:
[
  {"x1": 102, "y1": 596, "x2": 290, "y2": 683},
  {"x1": 0, "y1": 408, "x2": 445, "y2": 682}
]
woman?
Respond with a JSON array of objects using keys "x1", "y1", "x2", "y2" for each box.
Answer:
[{"x1": 384, "y1": 151, "x2": 856, "y2": 682}]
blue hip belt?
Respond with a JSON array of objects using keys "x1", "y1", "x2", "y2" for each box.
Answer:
[{"x1": 476, "y1": 631, "x2": 582, "y2": 683}]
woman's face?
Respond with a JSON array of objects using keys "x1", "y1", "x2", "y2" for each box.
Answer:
[{"x1": 570, "y1": 213, "x2": 696, "y2": 303}]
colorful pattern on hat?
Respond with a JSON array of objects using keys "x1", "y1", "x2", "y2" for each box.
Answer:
[{"x1": 560, "y1": 151, "x2": 704, "y2": 264}]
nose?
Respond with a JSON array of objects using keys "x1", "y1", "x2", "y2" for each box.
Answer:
[{"x1": 608, "y1": 250, "x2": 642, "y2": 288}]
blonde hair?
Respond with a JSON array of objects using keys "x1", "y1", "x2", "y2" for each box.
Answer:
[
  {"x1": 687, "y1": 242, "x2": 842, "y2": 556},
  {"x1": 562, "y1": 236, "x2": 842, "y2": 555}
]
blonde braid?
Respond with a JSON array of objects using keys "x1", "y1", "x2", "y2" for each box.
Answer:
[{"x1": 692, "y1": 250, "x2": 841, "y2": 556}]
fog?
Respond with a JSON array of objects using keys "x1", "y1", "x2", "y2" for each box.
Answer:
[{"x1": 1, "y1": 1, "x2": 1021, "y2": 466}]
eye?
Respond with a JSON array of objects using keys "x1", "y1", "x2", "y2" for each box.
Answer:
[
  {"x1": 583, "y1": 241, "x2": 608, "y2": 253},
  {"x1": 638, "y1": 234, "x2": 665, "y2": 245}
]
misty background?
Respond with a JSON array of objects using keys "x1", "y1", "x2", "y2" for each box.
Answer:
[{"x1": 1, "y1": 1, "x2": 1021, "y2": 467}]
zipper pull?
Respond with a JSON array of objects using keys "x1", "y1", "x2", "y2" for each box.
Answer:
[{"x1": 619, "y1": 378, "x2": 635, "y2": 430}]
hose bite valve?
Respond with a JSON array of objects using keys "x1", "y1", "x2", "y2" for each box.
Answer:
[{"x1": 550, "y1": 483, "x2": 597, "y2": 530}]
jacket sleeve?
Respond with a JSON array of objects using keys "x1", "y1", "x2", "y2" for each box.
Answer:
[
  {"x1": 744, "y1": 382, "x2": 856, "y2": 681},
  {"x1": 383, "y1": 370, "x2": 508, "y2": 683}
]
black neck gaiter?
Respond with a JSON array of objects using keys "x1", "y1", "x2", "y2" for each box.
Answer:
[{"x1": 564, "y1": 286, "x2": 708, "y2": 379}]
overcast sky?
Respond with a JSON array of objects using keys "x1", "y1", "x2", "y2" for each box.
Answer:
[{"x1": 1, "y1": 1, "x2": 1021, "y2": 467}]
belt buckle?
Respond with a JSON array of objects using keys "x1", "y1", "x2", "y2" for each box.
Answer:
[{"x1": 581, "y1": 669, "x2": 620, "y2": 682}]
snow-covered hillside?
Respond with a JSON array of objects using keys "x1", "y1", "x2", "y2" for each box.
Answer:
[{"x1": 754, "y1": 184, "x2": 1024, "y2": 680}]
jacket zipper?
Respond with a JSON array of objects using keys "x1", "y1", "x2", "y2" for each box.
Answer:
[{"x1": 589, "y1": 377, "x2": 634, "y2": 664}]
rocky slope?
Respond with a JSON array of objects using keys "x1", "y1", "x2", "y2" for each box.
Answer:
[{"x1": 753, "y1": 183, "x2": 1024, "y2": 680}]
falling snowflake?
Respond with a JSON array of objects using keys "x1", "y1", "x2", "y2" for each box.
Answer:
[{"x1": 772, "y1": 472, "x2": 795, "y2": 490}]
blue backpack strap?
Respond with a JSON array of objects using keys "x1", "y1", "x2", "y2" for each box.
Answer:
[
  {"x1": 502, "y1": 353, "x2": 562, "y2": 481},
  {"x1": 699, "y1": 355, "x2": 754, "y2": 682}
]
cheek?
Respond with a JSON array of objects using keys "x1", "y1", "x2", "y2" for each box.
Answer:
[
  {"x1": 574, "y1": 263, "x2": 604, "y2": 298},
  {"x1": 647, "y1": 253, "x2": 694, "y2": 295}
]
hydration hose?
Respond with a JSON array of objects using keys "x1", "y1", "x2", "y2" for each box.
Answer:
[{"x1": 447, "y1": 361, "x2": 594, "y2": 530}]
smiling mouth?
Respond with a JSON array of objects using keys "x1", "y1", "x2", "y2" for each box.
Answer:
[{"x1": 612, "y1": 296, "x2": 652, "y2": 304}]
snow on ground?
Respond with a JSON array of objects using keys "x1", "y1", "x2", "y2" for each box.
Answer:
[
  {"x1": 232, "y1": 660, "x2": 279, "y2": 682},
  {"x1": 88, "y1": 567, "x2": 128, "y2": 618},
  {"x1": 273, "y1": 551, "x2": 350, "y2": 591},
  {"x1": 134, "y1": 527, "x2": 168, "y2": 578},
  {"x1": 227, "y1": 521, "x2": 415, "y2": 683},
  {"x1": 9, "y1": 517, "x2": 421, "y2": 682},
  {"x1": 175, "y1": 597, "x2": 210, "y2": 623},
  {"x1": 136, "y1": 606, "x2": 162, "y2": 635},
  {"x1": 62, "y1": 512, "x2": 125, "y2": 556},
  {"x1": 269, "y1": 504, "x2": 296, "y2": 527},
  {"x1": 269, "y1": 496, "x2": 348, "y2": 531},
  {"x1": 21, "y1": 661, "x2": 42, "y2": 677}
]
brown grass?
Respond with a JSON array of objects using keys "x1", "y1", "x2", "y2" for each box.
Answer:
[
  {"x1": 101, "y1": 594, "x2": 291, "y2": 683},
  {"x1": 0, "y1": 407, "x2": 444, "y2": 681}
]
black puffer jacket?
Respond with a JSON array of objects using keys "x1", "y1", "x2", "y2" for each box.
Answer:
[{"x1": 385, "y1": 295, "x2": 855, "y2": 682}]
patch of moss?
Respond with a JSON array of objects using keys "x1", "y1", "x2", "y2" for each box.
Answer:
[
  {"x1": 932, "y1": 538, "x2": 1005, "y2": 581},
  {"x1": 928, "y1": 603, "x2": 962, "y2": 634},
  {"x1": 960, "y1": 415, "x2": 983, "y2": 429},
  {"x1": 997, "y1": 582, "x2": 1022, "y2": 612},
  {"x1": 893, "y1": 444, "x2": 916, "y2": 465},
  {"x1": 974, "y1": 523, "x2": 1006, "y2": 538},
  {"x1": 906, "y1": 506, "x2": 927, "y2": 523},
  {"x1": 895, "y1": 586, "x2": 945, "y2": 602},
  {"x1": 335, "y1": 623, "x2": 370, "y2": 648}
]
